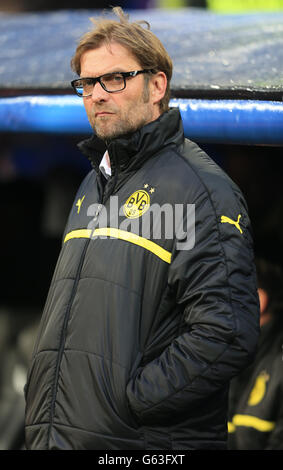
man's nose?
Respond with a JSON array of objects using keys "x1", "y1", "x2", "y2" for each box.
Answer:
[{"x1": 90, "y1": 81, "x2": 109, "y2": 101}]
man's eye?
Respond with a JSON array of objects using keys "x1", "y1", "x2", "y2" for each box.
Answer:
[
  {"x1": 103, "y1": 73, "x2": 123, "y2": 83},
  {"x1": 83, "y1": 79, "x2": 94, "y2": 86},
  {"x1": 114, "y1": 74, "x2": 124, "y2": 82}
]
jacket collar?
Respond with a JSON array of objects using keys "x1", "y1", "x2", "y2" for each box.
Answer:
[{"x1": 78, "y1": 107, "x2": 184, "y2": 175}]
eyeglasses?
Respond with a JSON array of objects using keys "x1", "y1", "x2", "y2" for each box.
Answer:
[{"x1": 71, "y1": 69, "x2": 156, "y2": 97}]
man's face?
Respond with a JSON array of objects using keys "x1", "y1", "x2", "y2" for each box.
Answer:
[{"x1": 80, "y1": 42, "x2": 161, "y2": 141}]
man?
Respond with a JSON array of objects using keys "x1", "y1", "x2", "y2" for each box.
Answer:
[
  {"x1": 228, "y1": 258, "x2": 283, "y2": 450},
  {"x1": 24, "y1": 7, "x2": 259, "y2": 450}
]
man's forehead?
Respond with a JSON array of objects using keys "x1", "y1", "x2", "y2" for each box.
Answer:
[{"x1": 80, "y1": 42, "x2": 140, "y2": 75}]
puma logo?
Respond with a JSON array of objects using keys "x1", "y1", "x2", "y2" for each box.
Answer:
[
  {"x1": 76, "y1": 195, "x2": 85, "y2": 214},
  {"x1": 221, "y1": 214, "x2": 243, "y2": 234}
]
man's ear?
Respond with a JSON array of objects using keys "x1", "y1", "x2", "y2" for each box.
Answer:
[{"x1": 150, "y1": 71, "x2": 167, "y2": 105}]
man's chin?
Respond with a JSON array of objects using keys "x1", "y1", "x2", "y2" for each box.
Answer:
[
  {"x1": 93, "y1": 125, "x2": 136, "y2": 143},
  {"x1": 94, "y1": 129, "x2": 122, "y2": 143}
]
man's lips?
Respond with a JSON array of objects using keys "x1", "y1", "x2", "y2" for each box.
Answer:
[{"x1": 95, "y1": 111, "x2": 114, "y2": 118}]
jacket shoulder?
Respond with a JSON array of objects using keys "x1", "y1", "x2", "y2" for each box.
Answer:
[
  {"x1": 171, "y1": 139, "x2": 248, "y2": 212},
  {"x1": 182, "y1": 139, "x2": 243, "y2": 196}
]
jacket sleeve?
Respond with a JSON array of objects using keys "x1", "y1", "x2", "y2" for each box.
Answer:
[{"x1": 126, "y1": 182, "x2": 260, "y2": 426}]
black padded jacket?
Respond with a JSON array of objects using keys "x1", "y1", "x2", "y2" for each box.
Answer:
[{"x1": 24, "y1": 108, "x2": 260, "y2": 450}]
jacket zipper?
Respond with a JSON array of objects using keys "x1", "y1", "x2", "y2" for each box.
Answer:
[
  {"x1": 47, "y1": 150, "x2": 118, "y2": 449},
  {"x1": 47, "y1": 238, "x2": 90, "y2": 448}
]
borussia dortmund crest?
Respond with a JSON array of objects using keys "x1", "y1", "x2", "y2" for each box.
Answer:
[{"x1": 123, "y1": 189, "x2": 150, "y2": 219}]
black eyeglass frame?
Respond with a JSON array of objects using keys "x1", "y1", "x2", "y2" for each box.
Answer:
[{"x1": 71, "y1": 69, "x2": 156, "y2": 97}]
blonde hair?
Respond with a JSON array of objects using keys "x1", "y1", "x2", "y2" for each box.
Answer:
[{"x1": 71, "y1": 7, "x2": 173, "y2": 113}]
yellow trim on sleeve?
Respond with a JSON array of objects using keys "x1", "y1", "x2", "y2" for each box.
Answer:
[
  {"x1": 63, "y1": 227, "x2": 172, "y2": 264},
  {"x1": 229, "y1": 414, "x2": 275, "y2": 432}
]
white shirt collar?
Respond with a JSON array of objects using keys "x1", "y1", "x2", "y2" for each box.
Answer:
[{"x1": 99, "y1": 150, "x2": 111, "y2": 179}]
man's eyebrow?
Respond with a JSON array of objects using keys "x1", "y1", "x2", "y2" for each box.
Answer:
[
  {"x1": 102, "y1": 69, "x2": 128, "y2": 75},
  {"x1": 79, "y1": 69, "x2": 131, "y2": 78}
]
